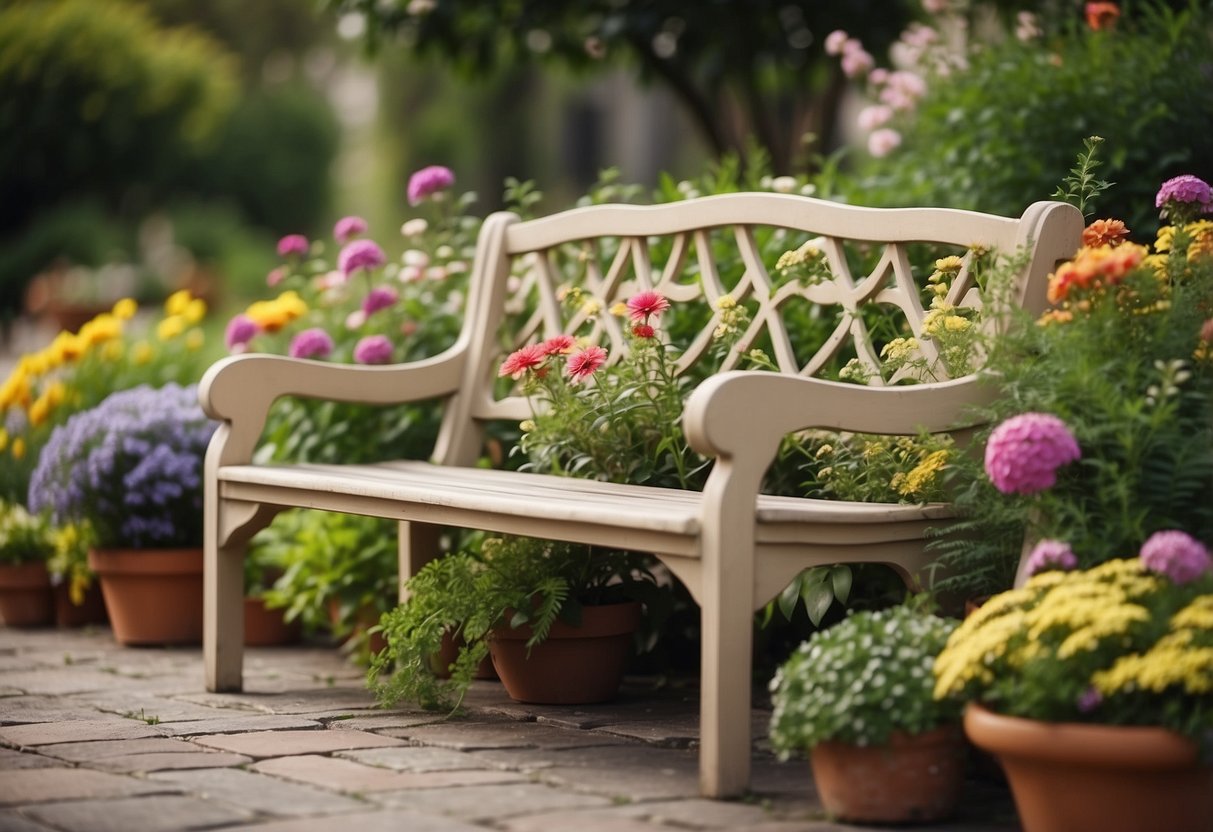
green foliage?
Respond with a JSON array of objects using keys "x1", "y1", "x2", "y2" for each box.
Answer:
[
  {"x1": 0, "y1": 500, "x2": 54, "y2": 565},
  {"x1": 855, "y1": 2, "x2": 1213, "y2": 234},
  {"x1": 769, "y1": 599, "x2": 962, "y2": 752},
  {"x1": 1051, "y1": 136, "x2": 1114, "y2": 220}
]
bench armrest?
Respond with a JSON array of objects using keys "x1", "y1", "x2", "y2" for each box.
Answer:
[{"x1": 199, "y1": 348, "x2": 468, "y2": 467}]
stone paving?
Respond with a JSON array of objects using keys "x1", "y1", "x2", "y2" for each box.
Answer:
[{"x1": 0, "y1": 624, "x2": 1022, "y2": 831}]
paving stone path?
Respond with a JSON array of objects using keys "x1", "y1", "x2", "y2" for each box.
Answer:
[{"x1": 0, "y1": 625, "x2": 1021, "y2": 831}]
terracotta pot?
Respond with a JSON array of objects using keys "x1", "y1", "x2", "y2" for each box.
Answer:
[
  {"x1": 243, "y1": 596, "x2": 301, "y2": 646},
  {"x1": 52, "y1": 581, "x2": 109, "y2": 628},
  {"x1": 88, "y1": 548, "x2": 203, "y2": 646},
  {"x1": 809, "y1": 724, "x2": 966, "y2": 824},
  {"x1": 0, "y1": 562, "x2": 55, "y2": 627},
  {"x1": 327, "y1": 599, "x2": 387, "y2": 655},
  {"x1": 489, "y1": 601, "x2": 641, "y2": 705},
  {"x1": 431, "y1": 629, "x2": 498, "y2": 680},
  {"x1": 964, "y1": 704, "x2": 1213, "y2": 832}
]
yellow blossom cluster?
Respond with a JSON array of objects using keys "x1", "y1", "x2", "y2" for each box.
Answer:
[
  {"x1": 773, "y1": 237, "x2": 832, "y2": 285},
  {"x1": 244, "y1": 290, "x2": 307, "y2": 333},
  {"x1": 893, "y1": 448, "x2": 950, "y2": 498}
]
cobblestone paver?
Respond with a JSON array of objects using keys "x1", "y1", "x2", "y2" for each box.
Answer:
[{"x1": 0, "y1": 625, "x2": 1021, "y2": 831}]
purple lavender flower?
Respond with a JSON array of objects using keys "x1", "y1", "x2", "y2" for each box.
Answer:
[
  {"x1": 1076, "y1": 686, "x2": 1102, "y2": 714},
  {"x1": 337, "y1": 240, "x2": 387, "y2": 278},
  {"x1": 333, "y1": 215, "x2": 368, "y2": 244},
  {"x1": 1155, "y1": 175, "x2": 1213, "y2": 215},
  {"x1": 225, "y1": 314, "x2": 259, "y2": 353},
  {"x1": 362, "y1": 285, "x2": 399, "y2": 317},
  {"x1": 1025, "y1": 539, "x2": 1078, "y2": 576},
  {"x1": 276, "y1": 234, "x2": 309, "y2": 258},
  {"x1": 28, "y1": 384, "x2": 217, "y2": 549},
  {"x1": 353, "y1": 334, "x2": 394, "y2": 365},
  {"x1": 288, "y1": 327, "x2": 335, "y2": 360},
  {"x1": 407, "y1": 165, "x2": 455, "y2": 205},
  {"x1": 1139, "y1": 530, "x2": 1212, "y2": 584},
  {"x1": 984, "y1": 412, "x2": 1081, "y2": 495}
]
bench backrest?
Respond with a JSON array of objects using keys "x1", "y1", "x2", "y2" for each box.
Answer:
[{"x1": 434, "y1": 193, "x2": 1083, "y2": 466}]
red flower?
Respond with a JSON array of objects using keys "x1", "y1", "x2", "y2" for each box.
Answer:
[
  {"x1": 566, "y1": 346, "x2": 607, "y2": 382},
  {"x1": 626, "y1": 291, "x2": 670, "y2": 322},
  {"x1": 631, "y1": 323, "x2": 655, "y2": 339},
  {"x1": 541, "y1": 334, "x2": 576, "y2": 355},
  {"x1": 1082, "y1": 218, "x2": 1129, "y2": 248},
  {"x1": 499, "y1": 344, "x2": 547, "y2": 378},
  {"x1": 1085, "y1": 2, "x2": 1119, "y2": 31}
]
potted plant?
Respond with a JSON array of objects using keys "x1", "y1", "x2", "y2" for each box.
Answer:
[
  {"x1": 934, "y1": 536, "x2": 1213, "y2": 832},
  {"x1": 27, "y1": 382, "x2": 217, "y2": 645},
  {"x1": 371, "y1": 534, "x2": 660, "y2": 708},
  {"x1": 768, "y1": 599, "x2": 966, "y2": 824},
  {"x1": 0, "y1": 500, "x2": 55, "y2": 626}
]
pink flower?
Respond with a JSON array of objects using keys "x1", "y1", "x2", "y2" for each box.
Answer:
[
  {"x1": 1025, "y1": 539, "x2": 1078, "y2": 577},
  {"x1": 840, "y1": 47, "x2": 874, "y2": 79},
  {"x1": 362, "y1": 285, "x2": 399, "y2": 316},
  {"x1": 1076, "y1": 686, "x2": 1102, "y2": 714},
  {"x1": 1200, "y1": 318, "x2": 1213, "y2": 343},
  {"x1": 353, "y1": 334, "x2": 394, "y2": 365},
  {"x1": 337, "y1": 240, "x2": 387, "y2": 278},
  {"x1": 541, "y1": 335, "x2": 576, "y2": 355},
  {"x1": 1139, "y1": 530, "x2": 1212, "y2": 584},
  {"x1": 867, "y1": 128, "x2": 902, "y2": 158},
  {"x1": 499, "y1": 344, "x2": 547, "y2": 378},
  {"x1": 566, "y1": 346, "x2": 607, "y2": 382},
  {"x1": 334, "y1": 216, "x2": 368, "y2": 244},
  {"x1": 345, "y1": 309, "x2": 367, "y2": 330},
  {"x1": 1155, "y1": 175, "x2": 1213, "y2": 222},
  {"x1": 224, "y1": 314, "x2": 259, "y2": 353},
  {"x1": 824, "y1": 30, "x2": 849, "y2": 56},
  {"x1": 277, "y1": 234, "x2": 309, "y2": 257},
  {"x1": 857, "y1": 105, "x2": 894, "y2": 132},
  {"x1": 984, "y1": 412, "x2": 1081, "y2": 495},
  {"x1": 266, "y1": 267, "x2": 286, "y2": 287},
  {"x1": 407, "y1": 165, "x2": 455, "y2": 205},
  {"x1": 631, "y1": 323, "x2": 655, "y2": 339},
  {"x1": 288, "y1": 327, "x2": 334, "y2": 360},
  {"x1": 626, "y1": 291, "x2": 670, "y2": 322}
]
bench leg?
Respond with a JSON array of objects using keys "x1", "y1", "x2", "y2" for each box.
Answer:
[{"x1": 398, "y1": 521, "x2": 443, "y2": 603}]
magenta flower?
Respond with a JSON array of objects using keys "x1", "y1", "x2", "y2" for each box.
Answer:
[
  {"x1": 1155, "y1": 175, "x2": 1212, "y2": 213},
  {"x1": 1076, "y1": 686, "x2": 1102, "y2": 714},
  {"x1": 984, "y1": 412, "x2": 1081, "y2": 495},
  {"x1": 353, "y1": 334, "x2": 394, "y2": 365},
  {"x1": 626, "y1": 291, "x2": 670, "y2": 322},
  {"x1": 362, "y1": 286, "x2": 399, "y2": 317},
  {"x1": 631, "y1": 323, "x2": 656, "y2": 339},
  {"x1": 288, "y1": 328, "x2": 334, "y2": 360},
  {"x1": 567, "y1": 345, "x2": 608, "y2": 382},
  {"x1": 540, "y1": 334, "x2": 576, "y2": 355},
  {"x1": 224, "y1": 314, "x2": 259, "y2": 353},
  {"x1": 1139, "y1": 530, "x2": 1212, "y2": 584},
  {"x1": 277, "y1": 234, "x2": 309, "y2": 258},
  {"x1": 407, "y1": 165, "x2": 455, "y2": 205},
  {"x1": 1025, "y1": 539, "x2": 1078, "y2": 577},
  {"x1": 499, "y1": 344, "x2": 547, "y2": 379},
  {"x1": 337, "y1": 240, "x2": 387, "y2": 278},
  {"x1": 334, "y1": 216, "x2": 368, "y2": 244}
]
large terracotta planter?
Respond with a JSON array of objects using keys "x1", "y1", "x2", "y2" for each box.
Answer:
[
  {"x1": 809, "y1": 724, "x2": 966, "y2": 824},
  {"x1": 0, "y1": 562, "x2": 55, "y2": 627},
  {"x1": 964, "y1": 704, "x2": 1213, "y2": 832},
  {"x1": 88, "y1": 548, "x2": 203, "y2": 646},
  {"x1": 52, "y1": 581, "x2": 109, "y2": 628},
  {"x1": 243, "y1": 596, "x2": 301, "y2": 646},
  {"x1": 489, "y1": 601, "x2": 641, "y2": 705}
]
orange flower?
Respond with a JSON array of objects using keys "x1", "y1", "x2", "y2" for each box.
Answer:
[
  {"x1": 1082, "y1": 219, "x2": 1129, "y2": 248},
  {"x1": 1085, "y1": 2, "x2": 1119, "y2": 31}
]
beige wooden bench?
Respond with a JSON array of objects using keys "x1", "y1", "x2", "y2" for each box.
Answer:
[{"x1": 199, "y1": 192, "x2": 1081, "y2": 798}]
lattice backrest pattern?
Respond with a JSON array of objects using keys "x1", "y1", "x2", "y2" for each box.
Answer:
[{"x1": 453, "y1": 194, "x2": 1080, "y2": 426}]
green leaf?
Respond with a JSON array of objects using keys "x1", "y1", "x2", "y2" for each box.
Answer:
[
  {"x1": 777, "y1": 579, "x2": 800, "y2": 621},
  {"x1": 509, "y1": 609, "x2": 530, "y2": 629},
  {"x1": 804, "y1": 581, "x2": 835, "y2": 627},
  {"x1": 830, "y1": 566, "x2": 852, "y2": 605}
]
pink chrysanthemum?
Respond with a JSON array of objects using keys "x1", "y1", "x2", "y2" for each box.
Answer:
[
  {"x1": 266, "y1": 267, "x2": 286, "y2": 287},
  {"x1": 1139, "y1": 530, "x2": 1213, "y2": 584},
  {"x1": 541, "y1": 334, "x2": 576, "y2": 355},
  {"x1": 288, "y1": 327, "x2": 334, "y2": 360},
  {"x1": 566, "y1": 345, "x2": 608, "y2": 382},
  {"x1": 498, "y1": 344, "x2": 547, "y2": 378},
  {"x1": 407, "y1": 165, "x2": 456, "y2": 205},
  {"x1": 337, "y1": 240, "x2": 387, "y2": 278},
  {"x1": 333, "y1": 216, "x2": 368, "y2": 244},
  {"x1": 277, "y1": 234, "x2": 309, "y2": 258},
  {"x1": 984, "y1": 412, "x2": 1081, "y2": 495},
  {"x1": 353, "y1": 334, "x2": 394, "y2": 365},
  {"x1": 1155, "y1": 175, "x2": 1212, "y2": 211},
  {"x1": 631, "y1": 323, "x2": 655, "y2": 339},
  {"x1": 1025, "y1": 539, "x2": 1078, "y2": 577},
  {"x1": 224, "y1": 314, "x2": 259, "y2": 353},
  {"x1": 626, "y1": 291, "x2": 670, "y2": 322},
  {"x1": 362, "y1": 285, "x2": 399, "y2": 316}
]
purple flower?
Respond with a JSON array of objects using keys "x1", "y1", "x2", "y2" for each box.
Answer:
[
  {"x1": 288, "y1": 327, "x2": 334, "y2": 360},
  {"x1": 1139, "y1": 530, "x2": 1212, "y2": 584},
  {"x1": 334, "y1": 216, "x2": 368, "y2": 244},
  {"x1": 225, "y1": 314, "x2": 260, "y2": 353},
  {"x1": 362, "y1": 285, "x2": 399, "y2": 317},
  {"x1": 276, "y1": 234, "x2": 309, "y2": 257},
  {"x1": 353, "y1": 334, "x2": 394, "y2": 365},
  {"x1": 1155, "y1": 175, "x2": 1213, "y2": 212},
  {"x1": 407, "y1": 165, "x2": 455, "y2": 205},
  {"x1": 337, "y1": 239, "x2": 387, "y2": 278},
  {"x1": 1025, "y1": 539, "x2": 1078, "y2": 576},
  {"x1": 984, "y1": 413, "x2": 1081, "y2": 495},
  {"x1": 1076, "y1": 686, "x2": 1102, "y2": 714}
]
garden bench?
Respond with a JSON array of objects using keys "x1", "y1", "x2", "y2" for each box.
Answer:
[{"x1": 199, "y1": 192, "x2": 1082, "y2": 798}]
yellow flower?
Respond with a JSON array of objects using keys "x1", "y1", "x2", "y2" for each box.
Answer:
[
  {"x1": 78, "y1": 314, "x2": 123, "y2": 348},
  {"x1": 183, "y1": 298, "x2": 207, "y2": 324},
  {"x1": 185, "y1": 330, "x2": 205, "y2": 352},
  {"x1": 609, "y1": 302, "x2": 628, "y2": 317},
  {"x1": 898, "y1": 449, "x2": 949, "y2": 497},
  {"x1": 132, "y1": 341, "x2": 154, "y2": 365},
  {"x1": 934, "y1": 255, "x2": 964, "y2": 273},
  {"x1": 157, "y1": 315, "x2": 186, "y2": 341},
  {"x1": 715, "y1": 295, "x2": 736, "y2": 310},
  {"x1": 1171, "y1": 595, "x2": 1213, "y2": 631},
  {"x1": 11, "y1": 437, "x2": 25, "y2": 460},
  {"x1": 102, "y1": 340, "x2": 124, "y2": 361},
  {"x1": 27, "y1": 392, "x2": 53, "y2": 427},
  {"x1": 0, "y1": 427, "x2": 7, "y2": 451},
  {"x1": 943, "y1": 315, "x2": 971, "y2": 332},
  {"x1": 111, "y1": 298, "x2": 138, "y2": 320},
  {"x1": 165, "y1": 289, "x2": 193, "y2": 316},
  {"x1": 581, "y1": 299, "x2": 602, "y2": 316}
]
